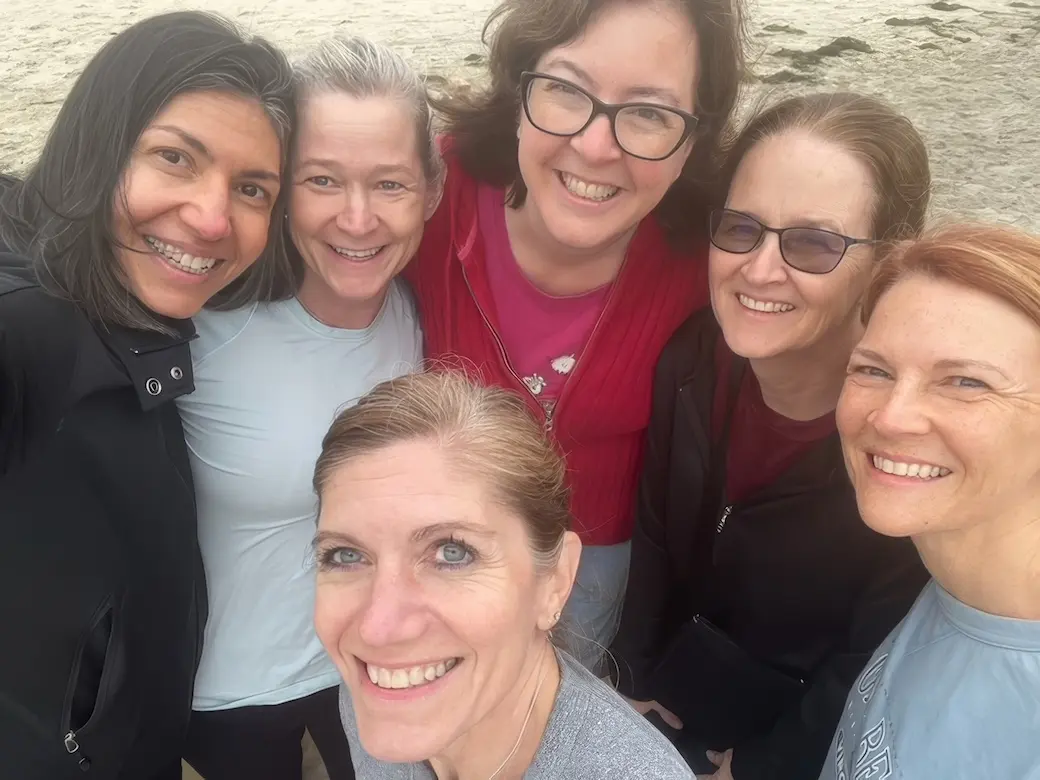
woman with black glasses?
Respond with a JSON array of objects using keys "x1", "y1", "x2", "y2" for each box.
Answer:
[
  {"x1": 407, "y1": 0, "x2": 746, "y2": 674},
  {"x1": 611, "y1": 93, "x2": 932, "y2": 780}
]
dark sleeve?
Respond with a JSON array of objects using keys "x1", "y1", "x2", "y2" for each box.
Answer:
[
  {"x1": 730, "y1": 540, "x2": 928, "y2": 779},
  {"x1": 611, "y1": 337, "x2": 685, "y2": 700}
]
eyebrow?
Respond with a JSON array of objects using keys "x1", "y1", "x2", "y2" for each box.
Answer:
[
  {"x1": 312, "y1": 521, "x2": 496, "y2": 551},
  {"x1": 732, "y1": 208, "x2": 845, "y2": 234},
  {"x1": 934, "y1": 358, "x2": 1011, "y2": 380},
  {"x1": 150, "y1": 124, "x2": 281, "y2": 182},
  {"x1": 851, "y1": 348, "x2": 1011, "y2": 381},
  {"x1": 542, "y1": 57, "x2": 683, "y2": 107},
  {"x1": 296, "y1": 159, "x2": 419, "y2": 179}
]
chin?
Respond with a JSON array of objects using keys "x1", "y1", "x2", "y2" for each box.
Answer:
[
  {"x1": 359, "y1": 722, "x2": 450, "y2": 765},
  {"x1": 137, "y1": 292, "x2": 209, "y2": 321}
]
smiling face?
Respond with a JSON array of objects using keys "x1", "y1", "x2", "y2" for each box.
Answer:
[
  {"x1": 710, "y1": 131, "x2": 878, "y2": 360},
  {"x1": 314, "y1": 437, "x2": 573, "y2": 763},
  {"x1": 515, "y1": 0, "x2": 699, "y2": 254},
  {"x1": 838, "y1": 274, "x2": 1040, "y2": 540},
  {"x1": 290, "y1": 92, "x2": 437, "y2": 328},
  {"x1": 112, "y1": 90, "x2": 282, "y2": 320}
]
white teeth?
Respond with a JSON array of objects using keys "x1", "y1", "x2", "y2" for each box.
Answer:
[
  {"x1": 872, "y1": 455, "x2": 951, "y2": 479},
  {"x1": 738, "y1": 293, "x2": 794, "y2": 313},
  {"x1": 560, "y1": 172, "x2": 618, "y2": 202},
  {"x1": 333, "y1": 245, "x2": 382, "y2": 260},
  {"x1": 145, "y1": 236, "x2": 218, "y2": 275},
  {"x1": 366, "y1": 659, "x2": 459, "y2": 691}
]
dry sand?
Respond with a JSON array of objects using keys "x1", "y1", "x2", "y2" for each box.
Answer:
[
  {"x1": 1, "y1": 0, "x2": 1038, "y2": 229},
  {"x1": 0, "y1": 0, "x2": 1036, "y2": 777}
]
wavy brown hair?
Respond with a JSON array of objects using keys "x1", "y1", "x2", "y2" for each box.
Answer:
[{"x1": 434, "y1": 0, "x2": 748, "y2": 246}]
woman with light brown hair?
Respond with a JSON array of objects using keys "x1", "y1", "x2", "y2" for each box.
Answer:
[
  {"x1": 406, "y1": 0, "x2": 747, "y2": 672},
  {"x1": 612, "y1": 92, "x2": 932, "y2": 779},
  {"x1": 311, "y1": 371, "x2": 696, "y2": 778},
  {"x1": 822, "y1": 223, "x2": 1040, "y2": 780}
]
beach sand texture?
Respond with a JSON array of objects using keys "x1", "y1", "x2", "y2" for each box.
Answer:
[
  {"x1": 1, "y1": 0, "x2": 1037, "y2": 228},
  {"x1": 0, "y1": 1, "x2": 1036, "y2": 778}
]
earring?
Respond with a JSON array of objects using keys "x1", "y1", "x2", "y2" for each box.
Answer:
[{"x1": 552, "y1": 611, "x2": 562, "y2": 625}]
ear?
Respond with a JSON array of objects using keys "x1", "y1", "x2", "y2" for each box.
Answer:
[{"x1": 537, "y1": 531, "x2": 582, "y2": 632}]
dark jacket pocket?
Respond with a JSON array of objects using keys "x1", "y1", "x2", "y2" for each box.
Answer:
[{"x1": 60, "y1": 597, "x2": 124, "y2": 768}]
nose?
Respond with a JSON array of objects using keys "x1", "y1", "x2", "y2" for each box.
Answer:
[
  {"x1": 356, "y1": 564, "x2": 427, "y2": 648},
  {"x1": 570, "y1": 114, "x2": 623, "y2": 164},
  {"x1": 335, "y1": 187, "x2": 379, "y2": 236},
  {"x1": 180, "y1": 174, "x2": 232, "y2": 242},
  {"x1": 739, "y1": 232, "x2": 789, "y2": 286},
  {"x1": 868, "y1": 382, "x2": 931, "y2": 439}
]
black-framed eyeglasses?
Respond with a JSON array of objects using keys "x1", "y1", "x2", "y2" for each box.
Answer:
[
  {"x1": 709, "y1": 209, "x2": 876, "y2": 275},
  {"x1": 519, "y1": 71, "x2": 699, "y2": 162}
]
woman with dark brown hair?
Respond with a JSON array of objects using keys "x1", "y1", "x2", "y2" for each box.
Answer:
[
  {"x1": 611, "y1": 93, "x2": 933, "y2": 779},
  {"x1": 408, "y1": 0, "x2": 747, "y2": 673}
]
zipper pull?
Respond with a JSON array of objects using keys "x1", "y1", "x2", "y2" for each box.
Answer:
[
  {"x1": 65, "y1": 730, "x2": 92, "y2": 771},
  {"x1": 715, "y1": 505, "x2": 733, "y2": 534}
]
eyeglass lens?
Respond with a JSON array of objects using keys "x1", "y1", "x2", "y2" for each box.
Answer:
[{"x1": 524, "y1": 75, "x2": 688, "y2": 160}]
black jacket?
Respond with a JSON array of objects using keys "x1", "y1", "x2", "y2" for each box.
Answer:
[
  {"x1": 0, "y1": 250, "x2": 206, "y2": 779},
  {"x1": 612, "y1": 308, "x2": 927, "y2": 779}
]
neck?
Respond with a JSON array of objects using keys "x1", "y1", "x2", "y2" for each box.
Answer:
[
  {"x1": 504, "y1": 201, "x2": 633, "y2": 296},
  {"x1": 749, "y1": 317, "x2": 862, "y2": 421},
  {"x1": 915, "y1": 506, "x2": 1040, "y2": 620},
  {"x1": 296, "y1": 274, "x2": 386, "y2": 330},
  {"x1": 429, "y1": 642, "x2": 559, "y2": 780}
]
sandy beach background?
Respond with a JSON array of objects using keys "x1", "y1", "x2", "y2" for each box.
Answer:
[
  {"x1": 2, "y1": 0, "x2": 1038, "y2": 230},
  {"x1": 0, "y1": 0, "x2": 1036, "y2": 777}
]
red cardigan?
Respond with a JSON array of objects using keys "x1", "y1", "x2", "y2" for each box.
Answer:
[{"x1": 408, "y1": 154, "x2": 708, "y2": 545}]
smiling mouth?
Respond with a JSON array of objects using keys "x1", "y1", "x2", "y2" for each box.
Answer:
[
  {"x1": 737, "y1": 293, "x2": 795, "y2": 313},
  {"x1": 870, "y1": 454, "x2": 951, "y2": 480},
  {"x1": 145, "y1": 236, "x2": 221, "y2": 275},
  {"x1": 331, "y1": 244, "x2": 385, "y2": 261},
  {"x1": 365, "y1": 658, "x2": 461, "y2": 691},
  {"x1": 557, "y1": 171, "x2": 619, "y2": 202}
]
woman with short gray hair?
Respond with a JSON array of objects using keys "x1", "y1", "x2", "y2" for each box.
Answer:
[{"x1": 178, "y1": 35, "x2": 443, "y2": 779}]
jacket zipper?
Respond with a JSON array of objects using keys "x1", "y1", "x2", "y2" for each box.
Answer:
[
  {"x1": 715, "y1": 504, "x2": 733, "y2": 534},
  {"x1": 548, "y1": 262, "x2": 626, "y2": 433},
  {"x1": 459, "y1": 252, "x2": 628, "y2": 434},
  {"x1": 459, "y1": 268, "x2": 536, "y2": 406}
]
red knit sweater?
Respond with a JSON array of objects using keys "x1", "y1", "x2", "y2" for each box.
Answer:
[{"x1": 408, "y1": 154, "x2": 708, "y2": 545}]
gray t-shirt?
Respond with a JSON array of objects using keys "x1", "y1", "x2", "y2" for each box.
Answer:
[
  {"x1": 820, "y1": 580, "x2": 1040, "y2": 780},
  {"x1": 340, "y1": 650, "x2": 694, "y2": 778}
]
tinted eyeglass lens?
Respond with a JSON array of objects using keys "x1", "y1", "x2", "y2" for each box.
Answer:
[
  {"x1": 781, "y1": 229, "x2": 847, "y2": 273},
  {"x1": 526, "y1": 77, "x2": 595, "y2": 136},
  {"x1": 710, "y1": 210, "x2": 764, "y2": 252},
  {"x1": 615, "y1": 105, "x2": 687, "y2": 160}
]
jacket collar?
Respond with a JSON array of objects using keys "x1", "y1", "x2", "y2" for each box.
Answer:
[{"x1": 91, "y1": 317, "x2": 196, "y2": 411}]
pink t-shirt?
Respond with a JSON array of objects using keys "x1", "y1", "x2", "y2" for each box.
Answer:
[{"x1": 478, "y1": 184, "x2": 611, "y2": 409}]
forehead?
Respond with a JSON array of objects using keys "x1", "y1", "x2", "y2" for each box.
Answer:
[
  {"x1": 145, "y1": 90, "x2": 282, "y2": 166},
  {"x1": 729, "y1": 132, "x2": 876, "y2": 231},
  {"x1": 295, "y1": 92, "x2": 422, "y2": 171},
  {"x1": 537, "y1": 0, "x2": 699, "y2": 107},
  {"x1": 318, "y1": 440, "x2": 515, "y2": 539},
  {"x1": 865, "y1": 275, "x2": 1040, "y2": 375}
]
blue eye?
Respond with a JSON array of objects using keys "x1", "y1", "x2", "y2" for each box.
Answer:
[
  {"x1": 850, "y1": 363, "x2": 891, "y2": 380},
  {"x1": 434, "y1": 539, "x2": 475, "y2": 570},
  {"x1": 318, "y1": 546, "x2": 365, "y2": 571},
  {"x1": 949, "y1": 376, "x2": 989, "y2": 390}
]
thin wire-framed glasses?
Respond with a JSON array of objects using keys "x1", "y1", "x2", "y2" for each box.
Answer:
[
  {"x1": 709, "y1": 208, "x2": 877, "y2": 274},
  {"x1": 519, "y1": 71, "x2": 699, "y2": 162}
]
